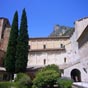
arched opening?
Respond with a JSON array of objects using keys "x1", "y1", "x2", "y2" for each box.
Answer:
[{"x1": 71, "y1": 69, "x2": 81, "y2": 82}]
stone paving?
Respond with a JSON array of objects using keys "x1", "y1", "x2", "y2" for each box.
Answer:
[{"x1": 72, "y1": 82, "x2": 88, "y2": 88}]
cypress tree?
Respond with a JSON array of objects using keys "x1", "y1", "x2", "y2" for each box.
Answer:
[
  {"x1": 4, "y1": 11, "x2": 18, "y2": 76},
  {"x1": 15, "y1": 9, "x2": 29, "y2": 73}
]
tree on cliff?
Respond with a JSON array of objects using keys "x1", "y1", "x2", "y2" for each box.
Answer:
[
  {"x1": 4, "y1": 11, "x2": 18, "y2": 78},
  {"x1": 15, "y1": 8, "x2": 29, "y2": 73}
]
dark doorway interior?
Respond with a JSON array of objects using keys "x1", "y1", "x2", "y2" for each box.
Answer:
[{"x1": 71, "y1": 69, "x2": 81, "y2": 82}]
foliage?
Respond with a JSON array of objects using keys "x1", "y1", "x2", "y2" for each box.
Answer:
[
  {"x1": 0, "y1": 73, "x2": 32, "y2": 88},
  {"x1": 4, "y1": 11, "x2": 18, "y2": 74},
  {"x1": 14, "y1": 73, "x2": 32, "y2": 88},
  {"x1": 62, "y1": 28, "x2": 74, "y2": 36},
  {"x1": 40, "y1": 64, "x2": 60, "y2": 73},
  {"x1": 0, "y1": 81, "x2": 29, "y2": 88},
  {"x1": 32, "y1": 64, "x2": 60, "y2": 88},
  {"x1": 15, "y1": 8, "x2": 29, "y2": 73},
  {"x1": 0, "y1": 82, "x2": 15, "y2": 88},
  {"x1": 57, "y1": 77, "x2": 73, "y2": 88}
]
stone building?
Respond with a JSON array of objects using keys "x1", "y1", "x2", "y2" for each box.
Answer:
[
  {"x1": 0, "y1": 17, "x2": 88, "y2": 82},
  {"x1": 28, "y1": 17, "x2": 88, "y2": 82},
  {"x1": 28, "y1": 37, "x2": 69, "y2": 67},
  {"x1": 0, "y1": 18, "x2": 10, "y2": 66},
  {"x1": 64, "y1": 17, "x2": 88, "y2": 82},
  {"x1": 0, "y1": 18, "x2": 11, "y2": 81}
]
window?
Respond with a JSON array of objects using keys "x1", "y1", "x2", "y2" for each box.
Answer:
[
  {"x1": 83, "y1": 68, "x2": 87, "y2": 73},
  {"x1": 64, "y1": 58, "x2": 66, "y2": 63},
  {"x1": 43, "y1": 45, "x2": 46, "y2": 49},
  {"x1": 0, "y1": 20, "x2": 1, "y2": 26},
  {"x1": 60, "y1": 44, "x2": 65, "y2": 48},
  {"x1": 1, "y1": 24, "x2": 6, "y2": 39},
  {"x1": 44, "y1": 59, "x2": 46, "y2": 65},
  {"x1": 28, "y1": 45, "x2": 31, "y2": 50},
  {"x1": 61, "y1": 44, "x2": 63, "y2": 48}
]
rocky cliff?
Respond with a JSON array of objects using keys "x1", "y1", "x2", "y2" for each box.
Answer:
[{"x1": 49, "y1": 25, "x2": 74, "y2": 37}]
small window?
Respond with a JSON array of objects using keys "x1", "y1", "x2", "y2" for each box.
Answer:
[
  {"x1": 1, "y1": 24, "x2": 6, "y2": 39},
  {"x1": 43, "y1": 45, "x2": 46, "y2": 49},
  {"x1": 29, "y1": 45, "x2": 31, "y2": 50},
  {"x1": 0, "y1": 21, "x2": 1, "y2": 26},
  {"x1": 64, "y1": 58, "x2": 66, "y2": 63},
  {"x1": 61, "y1": 44, "x2": 63, "y2": 48},
  {"x1": 44, "y1": 59, "x2": 46, "y2": 65},
  {"x1": 60, "y1": 44, "x2": 65, "y2": 48},
  {"x1": 83, "y1": 68, "x2": 87, "y2": 73}
]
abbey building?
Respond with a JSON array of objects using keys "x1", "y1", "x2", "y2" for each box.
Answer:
[{"x1": 0, "y1": 17, "x2": 88, "y2": 82}]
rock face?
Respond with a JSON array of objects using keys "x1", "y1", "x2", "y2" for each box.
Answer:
[{"x1": 49, "y1": 25, "x2": 74, "y2": 37}]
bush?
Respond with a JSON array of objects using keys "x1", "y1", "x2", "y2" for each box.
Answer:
[
  {"x1": 0, "y1": 82, "x2": 16, "y2": 88},
  {"x1": 57, "y1": 77, "x2": 73, "y2": 88},
  {"x1": 32, "y1": 65, "x2": 60, "y2": 88},
  {"x1": 33, "y1": 70, "x2": 59, "y2": 88},
  {"x1": 0, "y1": 82, "x2": 11, "y2": 88},
  {"x1": 15, "y1": 73, "x2": 32, "y2": 88},
  {"x1": 39, "y1": 64, "x2": 60, "y2": 73},
  {"x1": 0, "y1": 73, "x2": 32, "y2": 88}
]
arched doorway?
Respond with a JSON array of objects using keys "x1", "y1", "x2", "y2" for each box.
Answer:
[{"x1": 71, "y1": 69, "x2": 81, "y2": 82}]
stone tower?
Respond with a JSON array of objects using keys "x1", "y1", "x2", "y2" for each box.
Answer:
[
  {"x1": 0, "y1": 18, "x2": 11, "y2": 66},
  {"x1": 0, "y1": 18, "x2": 11, "y2": 51}
]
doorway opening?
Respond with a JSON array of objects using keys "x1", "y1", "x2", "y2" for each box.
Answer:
[{"x1": 71, "y1": 69, "x2": 81, "y2": 82}]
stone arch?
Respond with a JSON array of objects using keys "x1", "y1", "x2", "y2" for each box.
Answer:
[{"x1": 71, "y1": 69, "x2": 81, "y2": 82}]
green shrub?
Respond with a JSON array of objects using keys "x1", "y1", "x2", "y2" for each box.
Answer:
[
  {"x1": 0, "y1": 82, "x2": 15, "y2": 88},
  {"x1": 38, "y1": 64, "x2": 60, "y2": 73},
  {"x1": 32, "y1": 65, "x2": 61, "y2": 88},
  {"x1": 0, "y1": 73, "x2": 32, "y2": 88},
  {"x1": 14, "y1": 73, "x2": 32, "y2": 88},
  {"x1": 57, "y1": 77, "x2": 73, "y2": 88},
  {"x1": 33, "y1": 70, "x2": 60, "y2": 88},
  {"x1": 0, "y1": 81, "x2": 28, "y2": 88}
]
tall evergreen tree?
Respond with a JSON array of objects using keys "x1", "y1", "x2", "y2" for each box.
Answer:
[
  {"x1": 4, "y1": 11, "x2": 18, "y2": 75},
  {"x1": 15, "y1": 9, "x2": 29, "y2": 73}
]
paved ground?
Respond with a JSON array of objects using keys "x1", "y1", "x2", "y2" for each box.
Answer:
[{"x1": 73, "y1": 82, "x2": 88, "y2": 88}]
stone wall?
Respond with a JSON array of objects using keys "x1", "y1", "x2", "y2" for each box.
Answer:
[
  {"x1": 64, "y1": 18, "x2": 88, "y2": 82},
  {"x1": 28, "y1": 37, "x2": 73, "y2": 68},
  {"x1": 29, "y1": 37, "x2": 70, "y2": 50},
  {"x1": 0, "y1": 18, "x2": 10, "y2": 67},
  {"x1": 0, "y1": 27, "x2": 10, "y2": 51},
  {"x1": 28, "y1": 50, "x2": 67, "y2": 67},
  {"x1": 0, "y1": 50, "x2": 5, "y2": 66},
  {"x1": 75, "y1": 17, "x2": 88, "y2": 40}
]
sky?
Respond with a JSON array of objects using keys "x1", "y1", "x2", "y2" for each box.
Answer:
[{"x1": 0, "y1": 0, "x2": 88, "y2": 37}]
